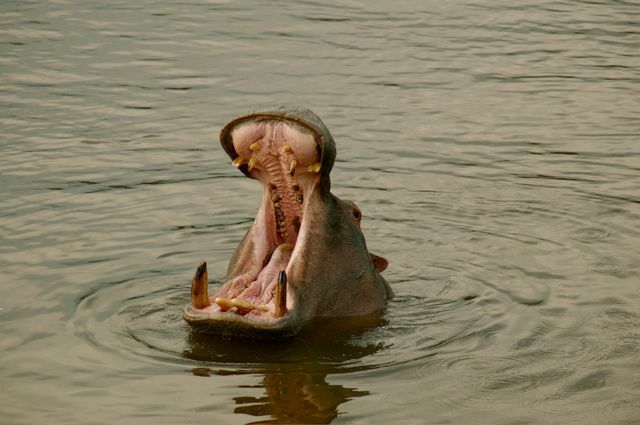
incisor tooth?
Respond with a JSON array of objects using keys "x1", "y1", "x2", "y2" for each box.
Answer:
[
  {"x1": 250, "y1": 142, "x2": 261, "y2": 151},
  {"x1": 307, "y1": 162, "x2": 321, "y2": 173},
  {"x1": 214, "y1": 297, "x2": 233, "y2": 312},
  {"x1": 248, "y1": 157, "x2": 257, "y2": 171},
  {"x1": 231, "y1": 298, "x2": 268, "y2": 315},
  {"x1": 215, "y1": 297, "x2": 268, "y2": 314},
  {"x1": 232, "y1": 157, "x2": 246, "y2": 168}
]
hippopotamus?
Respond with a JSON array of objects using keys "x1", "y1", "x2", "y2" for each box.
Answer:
[{"x1": 183, "y1": 106, "x2": 392, "y2": 338}]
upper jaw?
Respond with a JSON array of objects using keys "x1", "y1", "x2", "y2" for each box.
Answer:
[{"x1": 219, "y1": 106, "x2": 336, "y2": 182}]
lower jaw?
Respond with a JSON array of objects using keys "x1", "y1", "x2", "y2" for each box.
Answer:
[
  {"x1": 185, "y1": 238, "x2": 299, "y2": 330},
  {"x1": 183, "y1": 303, "x2": 302, "y2": 339}
]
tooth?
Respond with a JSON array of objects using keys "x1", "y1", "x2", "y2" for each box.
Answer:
[
  {"x1": 272, "y1": 193, "x2": 281, "y2": 202},
  {"x1": 284, "y1": 143, "x2": 292, "y2": 153},
  {"x1": 232, "y1": 157, "x2": 246, "y2": 168},
  {"x1": 307, "y1": 162, "x2": 321, "y2": 173},
  {"x1": 274, "y1": 202, "x2": 281, "y2": 209},
  {"x1": 289, "y1": 159, "x2": 298, "y2": 175},
  {"x1": 191, "y1": 261, "x2": 211, "y2": 309},
  {"x1": 214, "y1": 297, "x2": 233, "y2": 312},
  {"x1": 249, "y1": 142, "x2": 261, "y2": 151},
  {"x1": 231, "y1": 298, "x2": 268, "y2": 315},
  {"x1": 275, "y1": 270, "x2": 287, "y2": 318},
  {"x1": 248, "y1": 157, "x2": 257, "y2": 171},
  {"x1": 296, "y1": 194, "x2": 303, "y2": 204}
]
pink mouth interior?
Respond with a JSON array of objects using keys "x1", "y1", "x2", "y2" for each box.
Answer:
[{"x1": 195, "y1": 119, "x2": 321, "y2": 319}]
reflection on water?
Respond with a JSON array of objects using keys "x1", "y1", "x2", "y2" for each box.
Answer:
[
  {"x1": 232, "y1": 371, "x2": 367, "y2": 425},
  {"x1": 184, "y1": 317, "x2": 386, "y2": 424}
]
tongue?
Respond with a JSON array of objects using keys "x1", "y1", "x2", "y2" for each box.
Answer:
[{"x1": 239, "y1": 243, "x2": 292, "y2": 304}]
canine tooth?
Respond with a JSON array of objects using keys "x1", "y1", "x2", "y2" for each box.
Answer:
[
  {"x1": 191, "y1": 261, "x2": 211, "y2": 309},
  {"x1": 307, "y1": 162, "x2": 321, "y2": 173},
  {"x1": 248, "y1": 157, "x2": 257, "y2": 171},
  {"x1": 284, "y1": 143, "x2": 292, "y2": 153},
  {"x1": 275, "y1": 270, "x2": 287, "y2": 318},
  {"x1": 289, "y1": 159, "x2": 298, "y2": 175},
  {"x1": 232, "y1": 157, "x2": 246, "y2": 168},
  {"x1": 214, "y1": 297, "x2": 233, "y2": 312},
  {"x1": 249, "y1": 142, "x2": 261, "y2": 151}
]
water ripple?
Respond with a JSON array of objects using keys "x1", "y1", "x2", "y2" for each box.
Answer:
[{"x1": 3, "y1": 0, "x2": 640, "y2": 423}]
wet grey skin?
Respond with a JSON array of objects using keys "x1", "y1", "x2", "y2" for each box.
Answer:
[{"x1": 183, "y1": 106, "x2": 392, "y2": 338}]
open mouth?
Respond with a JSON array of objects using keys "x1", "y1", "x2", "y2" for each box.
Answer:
[{"x1": 183, "y1": 113, "x2": 327, "y2": 334}]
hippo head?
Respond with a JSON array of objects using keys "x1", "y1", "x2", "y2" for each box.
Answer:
[{"x1": 183, "y1": 106, "x2": 392, "y2": 338}]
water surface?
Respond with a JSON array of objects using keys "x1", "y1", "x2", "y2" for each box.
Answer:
[{"x1": 1, "y1": 1, "x2": 639, "y2": 424}]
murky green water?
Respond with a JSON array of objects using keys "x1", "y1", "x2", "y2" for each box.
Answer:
[{"x1": 2, "y1": 1, "x2": 639, "y2": 424}]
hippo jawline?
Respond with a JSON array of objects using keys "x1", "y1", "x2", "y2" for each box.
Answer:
[{"x1": 183, "y1": 108, "x2": 337, "y2": 338}]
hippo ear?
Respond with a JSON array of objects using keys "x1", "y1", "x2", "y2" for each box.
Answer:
[{"x1": 370, "y1": 253, "x2": 388, "y2": 273}]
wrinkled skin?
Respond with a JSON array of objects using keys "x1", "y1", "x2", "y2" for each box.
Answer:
[{"x1": 183, "y1": 106, "x2": 392, "y2": 338}]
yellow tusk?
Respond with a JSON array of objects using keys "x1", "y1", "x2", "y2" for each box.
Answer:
[
  {"x1": 274, "y1": 270, "x2": 287, "y2": 318},
  {"x1": 232, "y1": 157, "x2": 246, "y2": 168},
  {"x1": 214, "y1": 297, "x2": 234, "y2": 312},
  {"x1": 191, "y1": 261, "x2": 211, "y2": 309},
  {"x1": 289, "y1": 159, "x2": 298, "y2": 175},
  {"x1": 307, "y1": 162, "x2": 321, "y2": 173},
  {"x1": 231, "y1": 298, "x2": 268, "y2": 315},
  {"x1": 248, "y1": 157, "x2": 257, "y2": 171}
]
